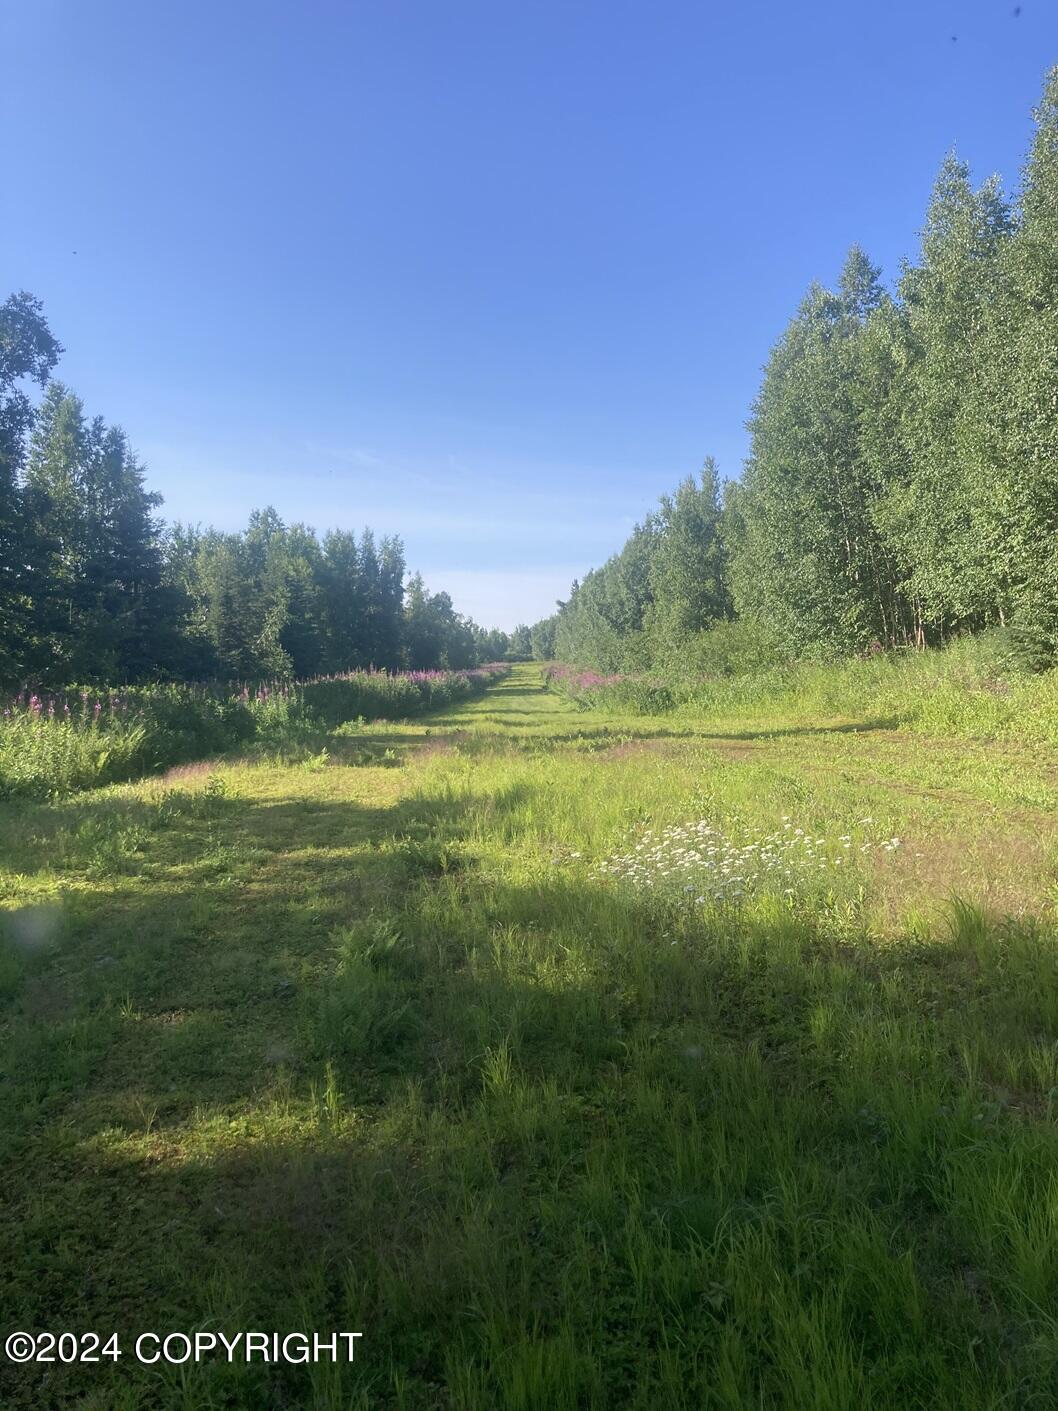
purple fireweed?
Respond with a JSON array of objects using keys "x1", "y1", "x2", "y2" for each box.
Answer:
[{"x1": 544, "y1": 664, "x2": 625, "y2": 691}]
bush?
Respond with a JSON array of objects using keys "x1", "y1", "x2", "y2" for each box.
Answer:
[
  {"x1": 544, "y1": 637, "x2": 1058, "y2": 745},
  {"x1": 662, "y1": 619, "x2": 786, "y2": 678},
  {"x1": 0, "y1": 665, "x2": 509, "y2": 800},
  {"x1": 298, "y1": 667, "x2": 503, "y2": 727}
]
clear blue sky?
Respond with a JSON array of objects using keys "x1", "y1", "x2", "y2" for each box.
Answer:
[{"x1": 3, "y1": 1, "x2": 1055, "y2": 629}]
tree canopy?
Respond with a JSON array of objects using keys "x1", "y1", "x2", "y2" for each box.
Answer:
[
  {"x1": 0, "y1": 311, "x2": 501, "y2": 687},
  {"x1": 535, "y1": 68, "x2": 1058, "y2": 675}
]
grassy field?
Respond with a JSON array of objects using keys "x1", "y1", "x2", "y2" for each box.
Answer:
[{"x1": 4, "y1": 663, "x2": 1058, "y2": 1409}]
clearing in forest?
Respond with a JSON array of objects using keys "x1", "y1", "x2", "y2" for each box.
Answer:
[{"x1": 3, "y1": 664, "x2": 1058, "y2": 1409}]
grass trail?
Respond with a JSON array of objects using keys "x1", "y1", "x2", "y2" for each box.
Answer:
[{"x1": 3, "y1": 665, "x2": 1058, "y2": 1408}]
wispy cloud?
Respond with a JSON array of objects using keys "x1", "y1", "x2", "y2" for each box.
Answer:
[
  {"x1": 144, "y1": 441, "x2": 635, "y2": 542},
  {"x1": 136, "y1": 435, "x2": 660, "y2": 619},
  {"x1": 302, "y1": 442, "x2": 388, "y2": 470}
]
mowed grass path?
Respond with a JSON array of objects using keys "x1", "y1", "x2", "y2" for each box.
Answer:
[{"x1": 3, "y1": 665, "x2": 1058, "y2": 1409}]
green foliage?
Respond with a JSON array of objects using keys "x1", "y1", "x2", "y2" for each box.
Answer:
[
  {"x1": 732, "y1": 248, "x2": 903, "y2": 656},
  {"x1": 403, "y1": 572, "x2": 479, "y2": 669},
  {"x1": 550, "y1": 463, "x2": 732, "y2": 674},
  {"x1": 661, "y1": 617, "x2": 785, "y2": 678},
  {"x1": 0, "y1": 300, "x2": 507, "y2": 691},
  {"x1": 646, "y1": 458, "x2": 731, "y2": 649},
  {"x1": 0, "y1": 666, "x2": 508, "y2": 800},
  {"x1": 868, "y1": 159, "x2": 1013, "y2": 639},
  {"x1": 530, "y1": 614, "x2": 557, "y2": 660},
  {"x1": 0, "y1": 293, "x2": 62, "y2": 683},
  {"x1": 987, "y1": 70, "x2": 1058, "y2": 662},
  {"x1": 178, "y1": 513, "x2": 411, "y2": 681},
  {"x1": 298, "y1": 665, "x2": 506, "y2": 729},
  {"x1": 537, "y1": 68, "x2": 1058, "y2": 674},
  {"x1": 474, "y1": 623, "x2": 511, "y2": 662},
  {"x1": 22, "y1": 383, "x2": 174, "y2": 683},
  {"x1": 0, "y1": 686, "x2": 252, "y2": 799},
  {"x1": 544, "y1": 633, "x2": 1058, "y2": 749}
]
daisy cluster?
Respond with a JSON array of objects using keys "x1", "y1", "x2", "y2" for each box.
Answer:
[{"x1": 595, "y1": 817, "x2": 901, "y2": 905}]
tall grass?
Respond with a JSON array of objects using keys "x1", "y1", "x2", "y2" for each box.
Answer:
[
  {"x1": 545, "y1": 635, "x2": 1058, "y2": 743},
  {"x1": 298, "y1": 665, "x2": 507, "y2": 728},
  {"x1": 0, "y1": 665, "x2": 508, "y2": 800}
]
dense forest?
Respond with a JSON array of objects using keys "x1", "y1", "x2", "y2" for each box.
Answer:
[
  {"x1": 535, "y1": 69, "x2": 1058, "y2": 675},
  {"x1": 0, "y1": 304, "x2": 509, "y2": 689}
]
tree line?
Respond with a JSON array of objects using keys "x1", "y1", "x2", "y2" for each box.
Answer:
[
  {"x1": 0, "y1": 304, "x2": 510, "y2": 687},
  {"x1": 534, "y1": 69, "x2": 1058, "y2": 673}
]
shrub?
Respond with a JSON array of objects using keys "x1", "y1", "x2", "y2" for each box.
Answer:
[
  {"x1": 0, "y1": 665, "x2": 509, "y2": 800},
  {"x1": 662, "y1": 619, "x2": 786, "y2": 678},
  {"x1": 544, "y1": 637, "x2": 1058, "y2": 745}
]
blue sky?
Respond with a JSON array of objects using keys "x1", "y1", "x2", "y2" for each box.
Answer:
[{"x1": 3, "y1": 1, "x2": 1055, "y2": 628}]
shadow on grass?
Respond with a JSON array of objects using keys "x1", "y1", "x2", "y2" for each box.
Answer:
[
  {"x1": 474, "y1": 683, "x2": 547, "y2": 699},
  {"x1": 707, "y1": 716, "x2": 904, "y2": 742},
  {"x1": 2, "y1": 779, "x2": 1057, "y2": 1409}
]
